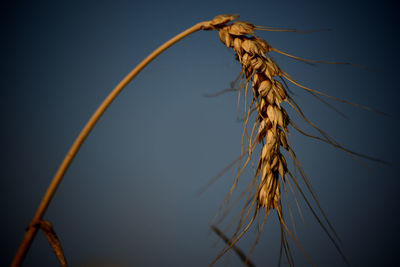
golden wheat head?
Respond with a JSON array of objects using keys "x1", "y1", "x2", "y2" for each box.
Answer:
[{"x1": 203, "y1": 14, "x2": 380, "y2": 266}]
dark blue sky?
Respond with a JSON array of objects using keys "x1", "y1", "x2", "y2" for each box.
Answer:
[{"x1": 1, "y1": 1, "x2": 399, "y2": 266}]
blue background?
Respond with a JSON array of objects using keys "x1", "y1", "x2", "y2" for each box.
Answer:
[{"x1": 1, "y1": 0, "x2": 399, "y2": 266}]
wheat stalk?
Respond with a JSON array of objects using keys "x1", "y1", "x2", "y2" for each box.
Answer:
[{"x1": 10, "y1": 20, "x2": 210, "y2": 267}]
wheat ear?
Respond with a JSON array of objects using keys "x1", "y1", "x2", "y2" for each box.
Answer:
[{"x1": 205, "y1": 14, "x2": 380, "y2": 266}]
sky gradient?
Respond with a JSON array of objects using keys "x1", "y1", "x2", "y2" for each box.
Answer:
[{"x1": 1, "y1": 1, "x2": 399, "y2": 266}]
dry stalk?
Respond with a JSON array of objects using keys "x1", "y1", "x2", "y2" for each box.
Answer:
[{"x1": 11, "y1": 20, "x2": 210, "y2": 267}]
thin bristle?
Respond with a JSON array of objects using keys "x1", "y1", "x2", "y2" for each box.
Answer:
[{"x1": 256, "y1": 25, "x2": 332, "y2": 34}]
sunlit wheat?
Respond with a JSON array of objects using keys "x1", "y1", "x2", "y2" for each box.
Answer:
[
  {"x1": 204, "y1": 14, "x2": 386, "y2": 267},
  {"x1": 11, "y1": 14, "x2": 386, "y2": 267}
]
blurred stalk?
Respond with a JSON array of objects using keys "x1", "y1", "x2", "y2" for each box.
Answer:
[{"x1": 211, "y1": 225, "x2": 256, "y2": 267}]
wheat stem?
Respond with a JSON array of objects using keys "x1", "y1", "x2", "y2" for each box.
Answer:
[{"x1": 10, "y1": 20, "x2": 210, "y2": 267}]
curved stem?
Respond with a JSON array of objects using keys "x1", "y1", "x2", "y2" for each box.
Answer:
[{"x1": 11, "y1": 20, "x2": 210, "y2": 267}]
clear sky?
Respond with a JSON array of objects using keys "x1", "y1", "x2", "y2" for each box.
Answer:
[{"x1": 1, "y1": 0, "x2": 399, "y2": 266}]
